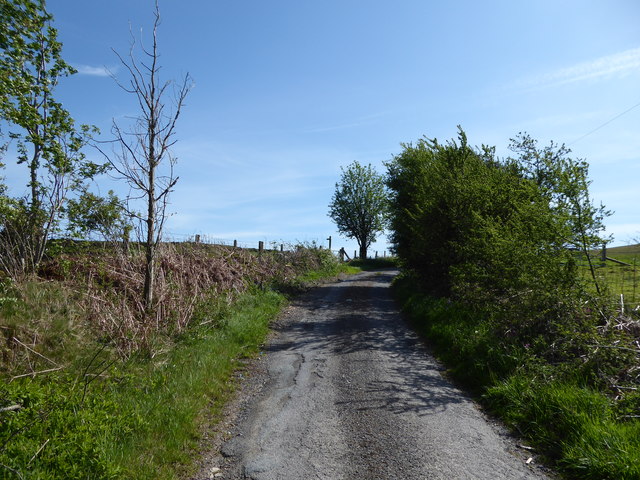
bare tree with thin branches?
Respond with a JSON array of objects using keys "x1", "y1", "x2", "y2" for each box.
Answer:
[{"x1": 98, "y1": 2, "x2": 193, "y2": 310}]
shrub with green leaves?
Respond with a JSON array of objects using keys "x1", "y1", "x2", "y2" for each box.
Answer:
[
  {"x1": 388, "y1": 129, "x2": 638, "y2": 479},
  {"x1": 386, "y1": 129, "x2": 579, "y2": 299}
]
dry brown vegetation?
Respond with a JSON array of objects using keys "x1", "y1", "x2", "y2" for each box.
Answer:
[{"x1": 2, "y1": 242, "x2": 337, "y2": 367}]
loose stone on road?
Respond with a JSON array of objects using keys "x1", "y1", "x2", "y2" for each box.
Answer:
[{"x1": 196, "y1": 270, "x2": 553, "y2": 480}]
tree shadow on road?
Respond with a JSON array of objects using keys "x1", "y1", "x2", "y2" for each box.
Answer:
[{"x1": 267, "y1": 270, "x2": 468, "y2": 417}]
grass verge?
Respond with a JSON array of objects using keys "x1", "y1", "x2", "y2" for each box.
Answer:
[
  {"x1": 393, "y1": 274, "x2": 640, "y2": 480},
  {"x1": 1, "y1": 288, "x2": 284, "y2": 479},
  {"x1": 108, "y1": 288, "x2": 286, "y2": 479},
  {"x1": 292, "y1": 257, "x2": 359, "y2": 284},
  {"x1": 347, "y1": 257, "x2": 398, "y2": 271}
]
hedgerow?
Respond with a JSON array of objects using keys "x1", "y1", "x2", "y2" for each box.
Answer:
[{"x1": 387, "y1": 128, "x2": 639, "y2": 478}]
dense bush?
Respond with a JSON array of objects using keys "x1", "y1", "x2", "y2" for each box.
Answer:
[
  {"x1": 385, "y1": 129, "x2": 615, "y2": 365},
  {"x1": 386, "y1": 129, "x2": 584, "y2": 297},
  {"x1": 387, "y1": 128, "x2": 639, "y2": 478}
]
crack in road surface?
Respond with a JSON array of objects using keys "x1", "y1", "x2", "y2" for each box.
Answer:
[{"x1": 196, "y1": 270, "x2": 553, "y2": 480}]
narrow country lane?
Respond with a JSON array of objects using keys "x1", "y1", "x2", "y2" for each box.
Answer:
[{"x1": 195, "y1": 270, "x2": 553, "y2": 480}]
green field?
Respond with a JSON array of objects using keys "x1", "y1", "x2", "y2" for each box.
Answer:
[{"x1": 580, "y1": 244, "x2": 640, "y2": 310}]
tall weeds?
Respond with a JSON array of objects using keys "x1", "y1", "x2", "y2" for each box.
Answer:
[{"x1": 32, "y1": 243, "x2": 334, "y2": 358}]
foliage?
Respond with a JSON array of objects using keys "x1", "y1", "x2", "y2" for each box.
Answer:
[
  {"x1": 65, "y1": 189, "x2": 129, "y2": 240},
  {"x1": 385, "y1": 127, "x2": 633, "y2": 380},
  {"x1": 0, "y1": 0, "x2": 103, "y2": 276},
  {"x1": 385, "y1": 127, "x2": 579, "y2": 302},
  {"x1": 328, "y1": 160, "x2": 387, "y2": 259},
  {"x1": 0, "y1": 288, "x2": 284, "y2": 480},
  {"x1": 387, "y1": 128, "x2": 638, "y2": 479},
  {"x1": 486, "y1": 377, "x2": 640, "y2": 480},
  {"x1": 394, "y1": 275, "x2": 640, "y2": 480},
  {"x1": 508, "y1": 133, "x2": 611, "y2": 293},
  {"x1": 1, "y1": 380, "x2": 128, "y2": 479},
  {"x1": 290, "y1": 246, "x2": 356, "y2": 285},
  {"x1": 15, "y1": 243, "x2": 347, "y2": 358}
]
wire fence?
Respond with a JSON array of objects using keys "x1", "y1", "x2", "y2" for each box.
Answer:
[
  {"x1": 68, "y1": 229, "x2": 389, "y2": 260},
  {"x1": 162, "y1": 232, "x2": 328, "y2": 252},
  {"x1": 161, "y1": 231, "x2": 390, "y2": 260}
]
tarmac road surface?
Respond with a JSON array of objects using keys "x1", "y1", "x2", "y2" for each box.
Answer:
[{"x1": 197, "y1": 270, "x2": 553, "y2": 480}]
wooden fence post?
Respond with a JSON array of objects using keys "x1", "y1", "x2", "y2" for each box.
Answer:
[
  {"x1": 195, "y1": 234, "x2": 201, "y2": 244},
  {"x1": 258, "y1": 241, "x2": 264, "y2": 255},
  {"x1": 233, "y1": 239, "x2": 238, "y2": 248}
]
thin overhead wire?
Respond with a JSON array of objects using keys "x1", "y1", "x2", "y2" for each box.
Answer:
[{"x1": 569, "y1": 100, "x2": 640, "y2": 146}]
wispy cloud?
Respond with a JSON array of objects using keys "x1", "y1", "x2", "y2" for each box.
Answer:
[
  {"x1": 517, "y1": 47, "x2": 640, "y2": 91},
  {"x1": 74, "y1": 64, "x2": 115, "y2": 77}
]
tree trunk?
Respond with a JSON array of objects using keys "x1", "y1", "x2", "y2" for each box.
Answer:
[
  {"x1": 576, "y1": 202, "x2": 600, "y2": 295},
  {"x1": 143, "y1": 239, "x2": 155, "y2": 309},
  {"x1": 143, "y1": 206, "x2": 156, "y2": 309},
  {"x1": 144, "y1": 145, "x2": 156, "y2": 309},
  {"x1": 359, "y1": 244, "x2": 367, "y2": 260}
]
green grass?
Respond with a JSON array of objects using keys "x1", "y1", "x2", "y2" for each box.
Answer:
[
  {"x1": 592, "y1": 260, "x2": 640, "y2": 307},
  {"x1": 0, "y1": 279, "x2": 94, "y2": 377},
  {"x1": 486, "y1": 377, "x2": 640, "y2": 479},
  {"x1": 606, "y1": 244, "x2": 640, "y2": 256},
  {"x1": 106, "y1": 289, "x2": 285, "y2": 479},
  {"x1": 294, "y1": 258, "x2": 360, "y2": 283},
  {"x1": 393, "y1": 274, "x2": 640, "y2": 480},
  {"x1": 578, "y1": 244, "x2": 640, "y2": 309},
  {"x1": 346, "y1": 256, "x2": 398, "y2": 271},
  {"x1": 1, "y1": 288, "x2": 284, "y2": 479}
]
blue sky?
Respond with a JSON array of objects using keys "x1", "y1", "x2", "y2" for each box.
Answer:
[{"x1": 6, "y1": 1, "x2": 640, "y2": 252}]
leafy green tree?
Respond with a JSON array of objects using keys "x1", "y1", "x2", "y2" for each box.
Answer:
[
  {"x1": 0, "y1": 0, "x2": 102, "y2": 274},
  {"x1": 385, "y1": 127, "x2": 613, "y2": 368},
  {"x1": 385, "y1": 128, "x2": 578, "y2": 299},
  {"x1": 328, "y1": 161, "x2": 387, "y2": 259},
  {"x1": 508, "y1": 133, "x2": 611, "y2": 293},
  {"x1": 65, "y1": 190, "x2": 128, "y2": 241}
]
